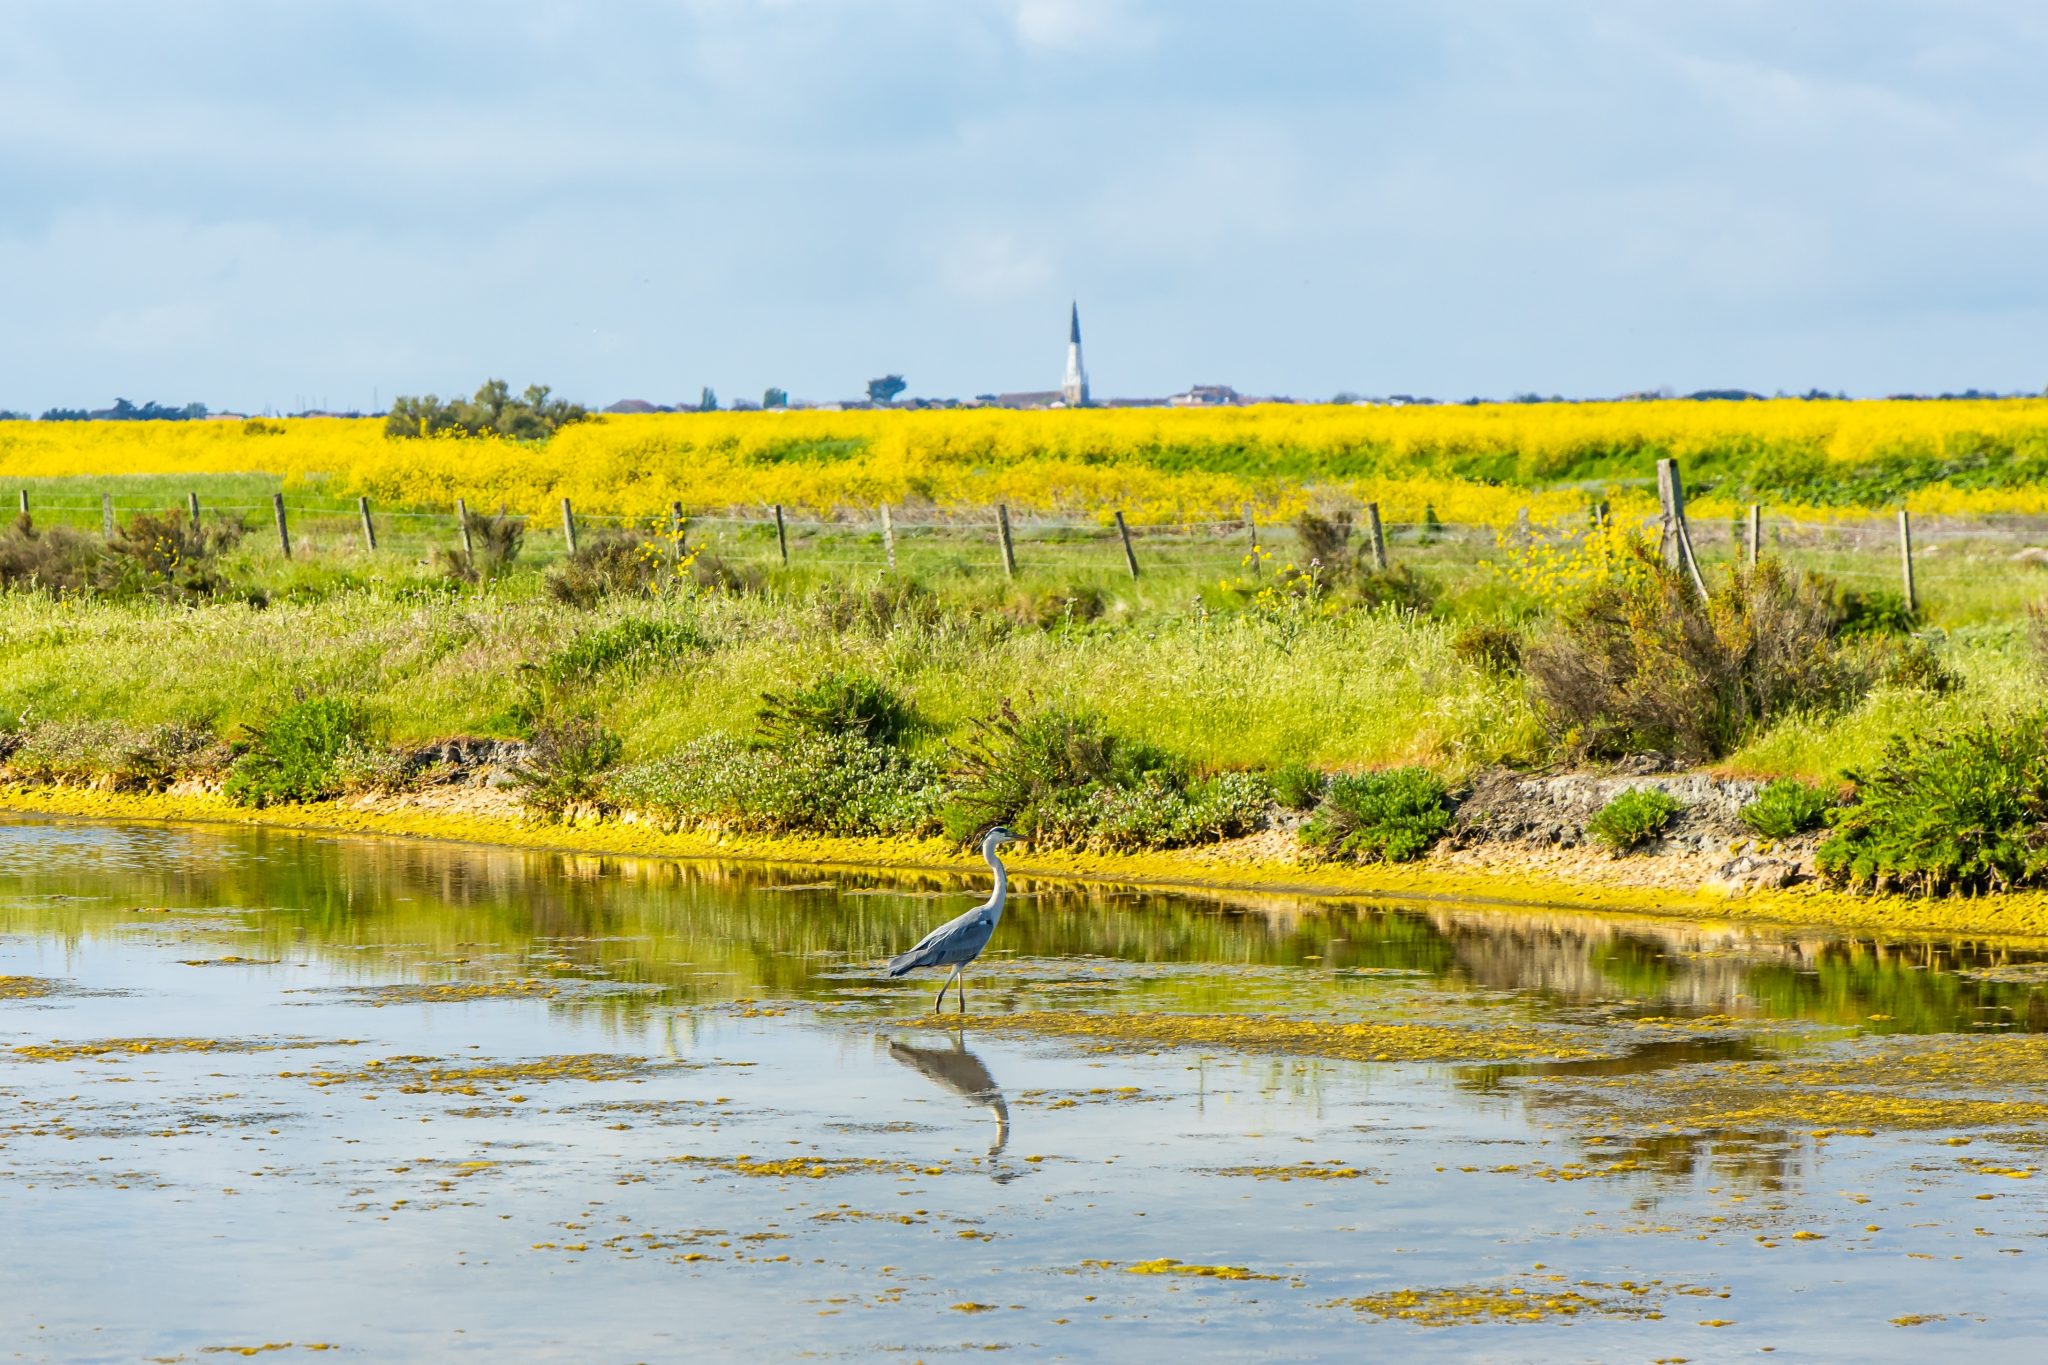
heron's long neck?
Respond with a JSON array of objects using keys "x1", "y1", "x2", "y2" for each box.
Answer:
[{"x1": 983, "y1": 843, "x2": 1008, "y2": 923}]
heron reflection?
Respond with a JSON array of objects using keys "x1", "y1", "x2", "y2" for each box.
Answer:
[{"x1": 887, "y1": 1033, "x2": 1011, "y2": 1159}]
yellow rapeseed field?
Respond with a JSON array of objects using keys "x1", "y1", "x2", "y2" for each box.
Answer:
[{"x1": 3, "y1": 398, "x2": 2046, "y2": 526}]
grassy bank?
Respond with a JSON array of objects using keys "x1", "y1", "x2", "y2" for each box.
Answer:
[{"x1": 11, "y1": 783, "x2": 2048, "y2": 942}]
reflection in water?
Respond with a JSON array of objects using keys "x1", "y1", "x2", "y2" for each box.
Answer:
[{"x1": 888, "y1": 1034, "x2": 1012, "y2": 1159}]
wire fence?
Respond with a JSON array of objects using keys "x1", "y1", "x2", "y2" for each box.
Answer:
[{"x1": 13, "y1": 484, "x2": 2048, "y2": 599}]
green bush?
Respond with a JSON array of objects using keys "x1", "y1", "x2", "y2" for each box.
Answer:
[
  {"x1": 1301, "y1": 767, "x2": 1451, "y2": 863},
  {"x1": 546, "y1": 533, "x2": 663, "y2": 607},
  {"x1": 1881, "y1": 637, "x2": 1961, "y2": 695},
  {"x1": 1829, "y1": 587, "x2": 1916, "y2": 639},
  {"x1": 1451, "y1": 623, "x2": 1523, "y2": 677},
  {"x1": 757, "y1": 670, "x2": 915, "y2": 748},
  {"x1": 1816, "y1": 716, "x2": 2048, "y2": 895},
  {"x1": 608, "y1": 731, "x2": 942, "y2": 838},
  {"x1": 1084, "y1": 771, "x2": 1272, "y2": 852},
  {"x1": 1586, "y1": 787, "x2": 1682, "y2": 854},
  {"x1": 1739, "y1": 778, "x2": 1836, "y2": 839},
  {"x1": 941, "y1": 704, "x2": 1177, "y2": 846},
  {"x1": 510, "y1": 714, "x2": 625, "y2": 823},
  {"x1": 544, "y1": 617, "x2": 706, "y2": 683},
  {"x1": 1271, "y1": 760, "x2": 1325, "y2": 811},
  {"x1": 438, "y1": 510, "x2": 525, "y2": 585},
  {"x1": 384, "y1": 379, "x2": 589, "y2": 441},
  {"x1": 1527, "y1": 549, "x2": 1864, "y2": 763},
  {"x1": 223, "y1": 698, "x2": 370, "y2": 807}
]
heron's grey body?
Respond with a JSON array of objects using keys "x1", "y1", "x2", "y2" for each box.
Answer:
[{"x1": 888, "y1": 826, "x2": 1017, "y2": 1011}]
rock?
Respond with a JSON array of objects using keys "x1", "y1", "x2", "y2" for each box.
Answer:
[
  {"x1": 1703, "y1": 854, "x2": 1800, "y2": 896},
  {"x1": 2013, "y1": 547, "x2": 2048, "y2": 568}
]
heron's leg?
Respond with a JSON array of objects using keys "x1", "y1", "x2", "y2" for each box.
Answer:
[
  {"x1": 933, "y1": 965, "x2": 959, "y2": 1013},
  {"x1": 958, "y1": 971, "x2": 968, "y2": 1014}
]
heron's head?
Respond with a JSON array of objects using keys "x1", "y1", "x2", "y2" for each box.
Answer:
[{"x1": 985, "y1": 825, "x2": 1020, "y2": 849}]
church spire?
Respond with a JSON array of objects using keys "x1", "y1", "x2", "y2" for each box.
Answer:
[{"x1": 1062, "y1": 302, "x2": 1089, "y2": 407}]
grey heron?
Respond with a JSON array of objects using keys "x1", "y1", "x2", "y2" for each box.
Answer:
[{"x1": 887, "y1": 825, "x2": 1019, "y2": 1012}]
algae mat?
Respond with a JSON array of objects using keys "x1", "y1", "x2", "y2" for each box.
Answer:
[{"x1": 3, "y1": 813, "x2": 2048, "y2": 1361}]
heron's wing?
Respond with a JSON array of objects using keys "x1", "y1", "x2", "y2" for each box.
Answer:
[{"x1": 887, "y1": 904, "x2": 990, "y2": 975}]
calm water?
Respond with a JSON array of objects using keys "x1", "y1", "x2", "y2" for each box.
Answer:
[{"x1": 4, "y1": 815, "x2": 2048, "y2": 1362}]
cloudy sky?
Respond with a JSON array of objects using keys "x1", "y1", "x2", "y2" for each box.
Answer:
[{"x1": 5, "y1": 0, "x2": 2047, "y2": 411}]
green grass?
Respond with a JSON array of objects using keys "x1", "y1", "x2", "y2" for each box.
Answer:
[{"x1": 2, "y1": 486, "x2": 2045, "y2": 801}]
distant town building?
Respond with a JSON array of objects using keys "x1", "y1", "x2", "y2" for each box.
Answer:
[
  {"x1": 1168, "y1": 384, "x2": 1241, "y2": 407},
  {"x1": 1062, "y1": 302, "x2": 1090, "y2": 407}
]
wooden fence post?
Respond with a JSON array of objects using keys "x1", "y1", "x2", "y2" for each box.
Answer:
[
  {"x1": 187, "y1": 491, "x2": 200, "y2": 524},
  {"x1": 669, "y1": 501, "x2": 684, "y2": 565},
  {"x1": 773, "y1": 504, "x2": 789, "y2": 566},
  {"x1": 1243, "y1": 504, "x2": 1260, "y2": 574},
  {"x1": 1745, "y1": 504, "x2": 1760, "y2": 568},
  {"x1": 1364, "y1": 502, "x2": 1389, "y2": 571},
  {"x1": 1655, "y1": 459, "x2": 1677, "y2": 567},
  {"x1": 560, "y1": 498, "x2": 578, "y2": 555},
  {"x1": 101, "y1": 493, "x2": 115, "y2": 540},
  {"x1": 880, "y1": 505, "x2": 897, "y2": 571},
  {"x1": 997, "y1": 504, "x2": 1017, "y2": 579},
  {"x1": 272, "y1": 493, "x2": 292, "y2": 559},
  {"x1": 1657, "y1": 458, "x2": 1708, "y2": 600},
  {"x1": 456, "y1": 498, "x2": 474, "y2": 559},
  {"x1": 1113, "y1": 509, "x2": 1140, "y2": 580},
  {"x1": 16, "y1": 489, "x2": 28, "y2": 530},
  {"x1": 1898, "y1": 509, "x2": 1916, "y2": 614},
  {"x1": 357, "y1": 496, "x2": 377, "y2": 552}
]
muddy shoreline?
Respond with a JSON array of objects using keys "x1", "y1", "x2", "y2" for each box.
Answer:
[{"x1": 6, "y1": 776, "x2": 2048, "y2": 941}]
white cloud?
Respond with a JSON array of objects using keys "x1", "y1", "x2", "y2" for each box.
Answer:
[{"x1": 1012, "y1": 0, "x2": 1150, "y2": 52}]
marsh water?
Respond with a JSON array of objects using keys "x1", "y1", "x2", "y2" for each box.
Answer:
[{"x1": 5, "y1": 817, "x2": 2048, "y2": 1361}]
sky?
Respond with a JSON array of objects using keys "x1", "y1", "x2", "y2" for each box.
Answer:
[{"x1": 4, "y1": 0, "x2": 2048, "y2": 412}]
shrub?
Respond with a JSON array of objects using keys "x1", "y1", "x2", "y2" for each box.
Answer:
[
  {"x1": 1526, "y1": 548, "x2": 1864, "y2": 763},
  {"x1": 1293, "y1": 510, "x2": 1354, "y2": 569},
  {"x1": 1271, "y1": 760, "x2": 1325, "y2": 811},
  {"x1": 757, "y1": 670, "x2": 915, "y2": 748},
  {"x1": 544, "y1": 617, "x2": 706, "y2": 683},
  {"x1": 2030, "y1": 602, "x2": 2048, "y2": 677},
  {"x1": 1830, "y1": 587, "x2": 1917, "y2": 639},
  {"x1": 1881, "y1": 637, "x2": 1961, "y2": 695},
  {"x1": 1085, "y1": 771, "x2": 1272, "y2": 852},
  {"x1": 1586, "y1": 787, "x2": 1682, "y2": 854},
  {"x1": 0, "y1": 518, "x2": 100, "y2": 595},
  {"x1": 1739, "y1": 778, "x2": 1836, "y2": 839},
  {"x1": 95, "y1": 509, "x2": 244, "y2": 601},
  {"x1": 941, "y1": 704, "x2": 1177, "y2": 846},
  {"x1": 546, "y1": 533, "x2": 663, "y2": 607},
  {"x1": 510, "y1": 714, "x2": 624, "y2": 822},
  {"x1": 223, "y1": 698, "x2": 370, "y2": 807},
  {"x1": 439, "y1": 510, "x2": 525, "y2": 585},
  {"x1": 1816, "y1": 716, "x2": 2048, "y2": 895},
  {"x1": 608, "y1": 731, "x2": 943, "y2": 838},
  {"x1": 1352, "y1": 563, "x2": 1435, "y2": 615},
  {"x1": 1451, "y1": 623, "x2": 1524, "y2": 677},
  {"x1": 1300, "y1": 767, "x2": 1451, "y2": 863}
]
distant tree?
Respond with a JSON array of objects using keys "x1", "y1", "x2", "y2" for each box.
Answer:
[
  {"x1": 1331, "y1": 391, "x2": 1362, "y2": 405},
  {"x1": 699, "y1": 387, "x2": 718, "y2": 412},
  {"x1": 384, "y1": 378, "x2": 589, "y2": 440},
  {"x1": 763, "y1": 387, "x2": 788, "y2": 409},
  {"x1": 867, "y1": 374, "x2": 907, "y2": 405},
  {"x1": 0, "y1": 410, "x2": 28, "y2": 422},
  {"x1": 40, "y1": 407, "x2": 89, "y2": 421}
]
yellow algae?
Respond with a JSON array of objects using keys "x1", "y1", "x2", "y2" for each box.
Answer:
[
  {"x1": 669, "y1": 1155, "x2": 932, "y2": 1179},
  {"x1": 1891, "y1": 1314, "x2": 1946, "y2": 1327},
  {"x1": 950, "y1": 1303, "x2": 997, "y2": 1313},
  {"x1": 1123, "y1": 1258, "x2": 1280, "y2": 1282},
  {"x1": 1335, "y1": 1277, "x2": 1678, "y2": 1327},
  {"x1": 281, "y1": 1053, "x2": 661, "y2": 1095},
  {"x1": 17, "y1": 781, "x2": 2048, "y2": 942},
  {"x1": 13, "y1": 1037, "x2": 329, "y2": 1062},
  {"x1": 902, "y1": 1010, "x2": 1598, "y2": 1064},
  {"x1": 177, "y1": 957, "x2": 282, "y2": 967},
  {"x1": 337, "y1": 980, "x2": 563, "y2": 1004},
  {"x1": 1205, "y1": 1162, "x2": 1366, "y2": 1181},
  {"x1": 0, "y1": 976, "x2": 58, "y2": 999}
]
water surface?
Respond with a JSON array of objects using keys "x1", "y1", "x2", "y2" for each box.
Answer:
[{"x1": 4, "y1": 815, "x2": 2047, "y2": 1361}]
